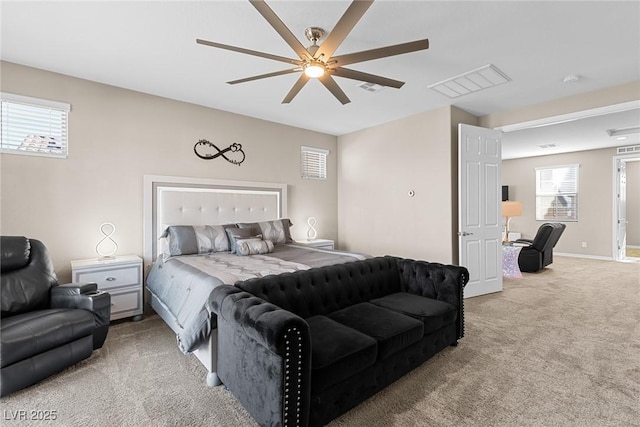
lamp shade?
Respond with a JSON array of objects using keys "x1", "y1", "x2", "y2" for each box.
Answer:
[{"x1": 501, "y1": 201, "x2": 522, "y2": 217}]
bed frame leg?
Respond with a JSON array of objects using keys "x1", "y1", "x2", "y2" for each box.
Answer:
[{"x1": 207, "y1": 372, "x2": 222, "y2": 387}]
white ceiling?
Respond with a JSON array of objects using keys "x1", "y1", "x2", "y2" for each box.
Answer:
[
  {"x1": 501, "y1": 104, "x2": 640, "y2": 159},
  {"x1": 2, "y1": 1, "x2": 640, "y2": 158}
]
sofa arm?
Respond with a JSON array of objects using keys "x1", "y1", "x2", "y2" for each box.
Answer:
[
  {"x1": 211, "y1": 285, "x2": 311, "y2": 427},
  {"x1": 51, "y1": 283, "x2": 111, "y2": 349},
  {"x1": 393, "y1": 257, "x2": 469, "y2": 340}
]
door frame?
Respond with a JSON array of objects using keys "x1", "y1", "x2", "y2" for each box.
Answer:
[{"x1": 613, "y1": 154, "x2": 640, "y2": 261}]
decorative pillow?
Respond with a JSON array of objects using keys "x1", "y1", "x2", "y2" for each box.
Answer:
[
  {"x1": 237, "y1": 218, "x2": 293, "y2": 245},
  {"x1": 225, "y1": 227, "x2": 262, "y2": 254},
  {"x1": 161, "y1": 224, "x2": 235, "y2": 256},
  {"x1": 235, "y1": 238, "x2": 274, "y2": 256}
]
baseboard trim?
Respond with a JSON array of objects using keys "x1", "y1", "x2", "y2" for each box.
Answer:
[
  {"x1": 627, "y1": 245, "x2": 640, "y2": 249},
  {"x1": 555, "y1": 252, "x2": 614, "y2": 261}
]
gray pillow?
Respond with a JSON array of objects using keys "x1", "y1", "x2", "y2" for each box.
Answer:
[
  {"x1": 161, "y1": 224, "x2": 235, "y2": 256},
  {"x1": 237, "y1": 218, "x2": 293, "y2": 245},
  {"x1": 235, "y1": 238, "x2": 274, "y2": 256},
  {"x1": 225, "y1": 227, "x2": 262, "y2": 254}
]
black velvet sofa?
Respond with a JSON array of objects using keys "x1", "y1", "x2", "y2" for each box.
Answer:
[
  {"x1": 1, "y1": 236, "x2": 111, "y2": 397},
  {"x1": 211, "y1": 256, "x2": 469, "y2": 427}
]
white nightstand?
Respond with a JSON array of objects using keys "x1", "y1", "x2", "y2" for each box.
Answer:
[
  {"x1": 295, "y1": 239, "x2": 335, "y2": 250},
  {"x1": 71, "y1": 255, "x2": 143, "y2": 321}
]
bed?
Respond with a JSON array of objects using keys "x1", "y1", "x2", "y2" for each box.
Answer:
[{"x1": 143, "y1": 175, "x2": 366, "y2": 386}]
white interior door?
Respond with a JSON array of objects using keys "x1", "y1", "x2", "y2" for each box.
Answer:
[
  {"x1": 616, "y1": 159, "x2": 627, "y2": 260},
  {"x1": 458, "y1": 124, "x2": 503, "y2": 298}
]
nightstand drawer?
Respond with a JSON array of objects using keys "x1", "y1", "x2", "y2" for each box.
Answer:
[
  {"x1": 109, "y1": 289, "x2": 142, "y2": 320},
  {"x1": 71, "y1": 255, "x2": 143, "y2": 321},
  {"x1": 75, "y1": 265, "x2": 140, "y2": 290}
]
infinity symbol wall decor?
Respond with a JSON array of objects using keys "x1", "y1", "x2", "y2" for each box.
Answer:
[{"x1": 193, "y1": 139, "x2": 246, "y2": 166}]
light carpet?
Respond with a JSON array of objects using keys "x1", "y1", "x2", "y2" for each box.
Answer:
[{"x1": 1, "y1": 256, "x2": 638, "y2": 427}]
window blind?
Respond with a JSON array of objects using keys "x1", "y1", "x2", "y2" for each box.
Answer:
[
  {"x1": 1, "y1": 92, "x2": 70, "y2": 159},
  {"x1": 535, "y1": 164, "x2": 579, "y2": 221},
  {"x1": 301, "y1": 146, "x2": 329, "y2": 180}
]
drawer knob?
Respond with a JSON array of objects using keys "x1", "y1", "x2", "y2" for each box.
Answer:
[{"x1": 106, "y1": 277, "x2": 116, "y2": 281}]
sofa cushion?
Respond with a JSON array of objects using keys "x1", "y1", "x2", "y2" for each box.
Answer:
[
  {"x1": 306, "y1": 315, "x2": 377, "y2": 393},
  {"x1": 0, "y1": 308, "x2": 95, "y2": 368},
  {"x1": 328, "y1": 302, "x2": 423, "y2": 360},
  {"x1": 370, "y1": 293, "x2": 457, "y2": 335},
  {"x1": 237, "y1": 257, "x2": 403, "y2": 320}
]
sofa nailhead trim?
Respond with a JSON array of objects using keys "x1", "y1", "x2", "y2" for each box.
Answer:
[{"x1": 283, "y1": 327, "x2": 302, "y2": 427}]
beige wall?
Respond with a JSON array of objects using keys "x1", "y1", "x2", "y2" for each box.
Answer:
[
  {"x1": 502, "y1": 147, "x2": 617, "y2": 257},
  {"x1": 3, "y1": 61, "x2": 636, "y2": 281},
  {"x1": 337, "y1": 106, "x2": 476, "y2": 264},
  {"x1": 0, "y1": 62, "x2": 338, "y2": 281}
]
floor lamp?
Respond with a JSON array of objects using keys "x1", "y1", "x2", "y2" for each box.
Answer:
[{"x1": 501, "y1": 201, "x2": 522, "y2": 243}]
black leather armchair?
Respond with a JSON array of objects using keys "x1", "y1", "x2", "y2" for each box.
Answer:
[
  {"x1": 516, "y1": 223, "x2": 566, "y2": 272},
  {"x1": 1, "y1": 236, "x2": 111, "y2": 397}
]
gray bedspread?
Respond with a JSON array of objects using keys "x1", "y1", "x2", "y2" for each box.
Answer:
[{"x1": 146, "y1": 244, "x2": 367, "y2": 353}]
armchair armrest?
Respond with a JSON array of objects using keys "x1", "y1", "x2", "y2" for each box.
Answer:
[
  {"x1": 51, "y1": 282, "x2": 111, "y2": 349},
  {"x1": 514, "y1": 238, "x2": 533, "y2": 245},
  {"x1": 52, "y1": 282, "x2": 98, "y2": 297},
  {"x1": 211, "y1": 285, "x2": 311, "y2": 427},
  {"x1": 51, "y1": 282, "x2": 100, "y2": 310},
  {"x1": 393, "y1": 257, "x2": 469, "y2": 339}
]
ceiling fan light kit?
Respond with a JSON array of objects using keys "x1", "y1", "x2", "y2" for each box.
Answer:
[
  {"x1": 196, "y1": 0, "x2": 429, "y2": 105},
  {"x1": 304, "y1": 61, "x2": 326, "y2": 78}
]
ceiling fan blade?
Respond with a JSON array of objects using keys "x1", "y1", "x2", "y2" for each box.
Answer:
[
  {"x1": 331, "y1": 67, "x2": 405, "y2": 89},
  {"x1": 331, "y1": 39, "x2": 429, "y2": 66},
  {"x1": 318, "y1": 74, "x2": 351, "y2": 105},
  {"x1": 196, "y1": 39, "x2": 302, "y2": 66},
  {"x1": 228, "y1": 68, "x2": 301, "y2": 85},
  {"x1": 315, "y1": 1, "x2": 373, "y2": 60},
  {"x1": 249, "y1": 0, "x2": 313, "y2": 61},
  {"x1": 282, "y1": 74, "x2": 310, "y2": 104}
]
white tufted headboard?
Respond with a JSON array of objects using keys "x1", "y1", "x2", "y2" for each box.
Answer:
[{"x1": 143, "y1": 175, "x2": 287, "y2": 266}]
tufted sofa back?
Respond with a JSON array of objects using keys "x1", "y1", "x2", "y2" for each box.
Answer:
[
  {"x1": 236, "y1": 257, "x2": 402, "y2": 319},
  {"x1": 1, "y1": 236, "x2": 58, "y2": 318}
]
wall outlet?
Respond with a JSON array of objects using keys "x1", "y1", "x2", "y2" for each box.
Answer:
[{"x1": 581, "y1": 242, "x2": 587, "y2": 248}]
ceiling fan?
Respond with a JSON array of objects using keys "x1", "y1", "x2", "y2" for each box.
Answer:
[{"x1": 196, "y1": 0, "x2": 429, "y2": 105}]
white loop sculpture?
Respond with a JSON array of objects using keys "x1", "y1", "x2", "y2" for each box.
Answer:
[
  {"x1": 96, "y1": 222, "x2": 118, "y2": 258},
  {"x1": 306, "y1": 217, "x2": 318, "y2": 240}
]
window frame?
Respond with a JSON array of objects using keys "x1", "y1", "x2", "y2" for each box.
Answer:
[
  {"x1": 535, "y1": 164, "x2": 579, "y2": 222},
  {"x1": 300, "y1": 146, "x2": 329, "y2": 180},
  {"x1": 1, "y1": 92, "x2": 70, "y2": 159}
]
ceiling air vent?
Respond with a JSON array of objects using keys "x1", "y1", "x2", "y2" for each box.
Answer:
[
  {"x1": 617, "y1": 145, "x2": 640, "y2": 154},
  {"x1": 428, "y1": 64, "x2": 511, "y2": 98},
  {"x1": 357, "y1": 82, "x2": 385, "y2": 93}
]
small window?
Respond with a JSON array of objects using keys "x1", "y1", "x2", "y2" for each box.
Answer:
[
  {"x1": 1, "y1": 92, "x2": 70, "y2": 159},
  {"x1": 301, "y1": 146, "x2": 329, "y2": 180},
  {"x1": 535, "y1": 164, "x2": 579, "y2": 221}
]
